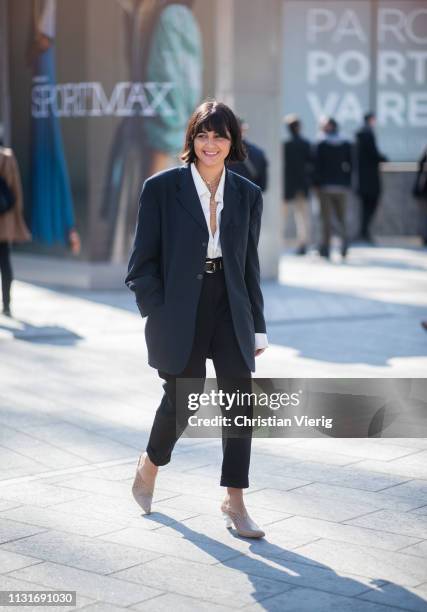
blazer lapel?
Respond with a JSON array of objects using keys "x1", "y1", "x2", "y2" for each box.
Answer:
[
  {"x1": 176, "y1": 165, "x2": 208, "y2": 234},
  {"x1": 221, "y1": 167, "x2": 242, "y2": 232}
]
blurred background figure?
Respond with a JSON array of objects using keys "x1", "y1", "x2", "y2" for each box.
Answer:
[
  {"x1": 27, "y1": 0, "x2": 80, "y2": 255},
  {"x1": 100, "y1": 0, "x2": 202, "y2": 262},
  {"x1": 355, "y1": 112, "x2": 388, "y2": 244},
  {"x1": 282, "y1": 114, "x2": 313, "y2": 255},
  {"x1": 229, "y1": 117, "x2": 268, "y2": 192},
  {"x1": 413, "y1": 145, "x2": 427, "y2": 248},
  {"x1": 0, "y1": 141, "x2": 31, "y2": 317},
  {"x1": 313, "y1": 118, "x2": 352, "y2": 260}
]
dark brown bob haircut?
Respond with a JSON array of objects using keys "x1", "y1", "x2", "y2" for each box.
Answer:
[{"x1": 180, "y1": 99, "x2": 246, "y2": 164}]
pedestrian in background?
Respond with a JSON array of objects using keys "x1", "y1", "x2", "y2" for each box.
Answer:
[
  {"x1": 313, "y1": 118, "x2": 352, "y2": 259},
  {"x1": 126, "y1": 100, "x2": 267, "y2": 538},
  {"x1": 0, "y1": 142, "x2": 31, "y2": 317},
  {"x1": 413, "y1": 145, "x2": 427, "y2": 247},
  {"x1": 355, "y1": 112, "x2": 388, "y2": 243},
  {"x1": 229, "y1": 118, "x2": 268, "y2": 192},
  {"x1": 282, "y1": 114, "x2": 313, "y2": 255}
]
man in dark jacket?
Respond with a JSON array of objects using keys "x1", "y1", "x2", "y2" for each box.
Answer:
[
  {"x1": 413, "y1": 146, "x2": 427, "y2": 247},
  {"x1": 313, "y1": 118, "x2": 352, "y2": 259},
  {"x1": 283, "y1": 114, "x2": 313, "y2": 254},
  {"x1": 230, "y1": 119, "x2": 268, "y2": 192},
  {"x1": 356, "y1": 112, "x2": 388, "y2": 242}
]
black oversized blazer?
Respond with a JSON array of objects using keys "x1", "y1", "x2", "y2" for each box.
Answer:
[{"x1": 125, "y1": 163, "x2": 266, "y2": 375}]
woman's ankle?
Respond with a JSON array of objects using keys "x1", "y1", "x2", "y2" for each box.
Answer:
[{"x1": 142, "y1": 452, "x2": 159, "y2": 472}]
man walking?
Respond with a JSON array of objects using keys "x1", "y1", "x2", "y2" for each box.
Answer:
[
  {"x1": 283, "y1": 114, "x2": 313, "y2": 255},
  {"x1": 230, "y1": 118, "x2": 268, "y2": 192},
  {"x1": 314, "y1": 118, "x2": 352, "y2": 259},
  {"x1": 356, "y1": 112, "x2": 388, "y2": 242}
]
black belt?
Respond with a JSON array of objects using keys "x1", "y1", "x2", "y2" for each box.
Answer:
[{"x1": 204, "y1": 257, "x2": 223, "y2": 273}]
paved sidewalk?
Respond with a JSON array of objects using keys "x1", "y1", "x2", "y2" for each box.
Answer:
[{"x1": 0, "y1": 245, "x2": 426, "y2": 611}]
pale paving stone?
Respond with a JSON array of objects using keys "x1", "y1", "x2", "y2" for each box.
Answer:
[
  {"x1": 0, "y1": 548, "x2": 42, "y2": 572},
  {"x1": 20, "y1": 423, "x2": 137, "y2": 463},
  {"x1": 243, "y1": 585, "x2": 403, "y2": 612},
  {"x1": 112, "y1": 556, "x2": 291, "y2": 607},
  {"x1": 0, "y1": 466, "x2": 48, "y2": 480},
  {"x1": 83, "y1": 427, "x2": 148, "y2": 451},
  {"x1": 0, "y1": 425, "x2": 89, "y2": 469},
  {"x1": 395, "y1": 539, "x2": 427, "y2": 558},
  {"x1": 269, "y1": 459, "x2": 408, "y2": 492},
  {"x1": 49, "y1": 494, "x2": 200, "y2": 529},
  {"x1": 0, "y1": 446, "x2": 46, "y2": 471},
  {"x1": 0, "y1": 482, "x2": 88, "y2": 508},
  {"x1": 132, "y1": 592, "x2": 232, "y2": 611},
  {"x1": 256, "y1": 445, "x2": 386, "y2": 467},
  {"x1": 284, "y1": 481, "x2": 426, "y2": 512},
  {"x1": 0, "y1": 499, "x2": 22, "y2": 511},
  {"x1": 290, "y1": 538, "x2": 427, "y2": 586},
  {"x1": 289, "y1": 438, "x2": 422, "y2": 461},
  {"x1": 249, "y1": 473, "x2": 314, "y2": 492},
  {"x1": 0, "y1": 407, "x2": 62, "y2": 430},
  {"x1": 378, "y1": 479, "x2": 427, "y2": 503},
  {"x1": 0, "y1": 529, "x2": 161, "y2": 574},
  {"x1": 155, "y1": 494, "x2": 290, "y2": 524},
  {"x1": 71, "y1": 604, "x2": 127, "y2": 612},
  {"x1": 152, "y1": 472, "x2": 233, "y2": 500},
  {"x1": 154, "y1": 513, "x2": 317, "y2": 555},
  {"x1": 0, "y1": 516, "x2": 47, "y2": 544},
  {"x1": 71, "y1": 462, "x2": 137, "y2": 482},
  {"x1": 0, "y1": 575, "x2": 94, "y2": 611},
  {"x1": 54, "y1": 475, "x2": 180, "y2": 504},
  {"x1": 0, "y1": 505, "x2": 126, "y2": 538},
  {"x1": 358, "y1": 581, "x2": 427, "y2": 612},
  {"x1": 348, "y1": 458, "x2": 427, "y2": 480},
  {"x1": 345, "y1": 509, "x2": 427, "y2": 539},
  {"x1": 212, "y1": 553, "x2": 388, "y2": 597},
  {"x1": 377, "y1": 438, "x2": 427, "y2": 450},
  {"x1": 9, "y1": 561, "x2": 163, "y2": 607},
  {"x1": 242, "y1": 487, "x2": 378, "y2": 522},
  {"x1": 267, "y1": 515, "x2": 421, "y2": 552},
  {"x1": 99, "y1": 525, "x2": 246, "y2": 565}
]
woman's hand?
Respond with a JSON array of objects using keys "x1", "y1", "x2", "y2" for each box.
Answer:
[{"x1": 255, "y1": 348, "x2": 267, "y2": 357}]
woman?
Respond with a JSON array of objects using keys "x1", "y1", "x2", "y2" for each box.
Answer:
[
  {"x1": 125, "y1": 100, "x2": 269, "y2": 538},
  {"x1": 0, "y1": 144, "x2": 31, "y2": 317}
]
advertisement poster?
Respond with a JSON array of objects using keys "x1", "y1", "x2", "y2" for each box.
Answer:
[{"x1": 27, "y1": 0, "x2": 202, "y2": 260}]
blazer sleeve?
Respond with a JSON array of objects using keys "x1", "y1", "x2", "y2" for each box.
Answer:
[
  {"x1": 245, "y1": 189, "x2": 266, "y2": 334},
  {"x1": 125, "y1": 179, "x2": 163, "y2": 318}
]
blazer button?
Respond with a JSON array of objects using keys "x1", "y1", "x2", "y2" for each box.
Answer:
[
  {"x1": 196, "y1": 273, "x2": 203, "y2": 280},
  {"x1": 202, "y1": 241, "x2": 207, "y2": 247}
]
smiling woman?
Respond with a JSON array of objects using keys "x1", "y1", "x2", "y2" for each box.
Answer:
[{"x1": 126, "y1": 98, "x2": 268, "y2": 539}]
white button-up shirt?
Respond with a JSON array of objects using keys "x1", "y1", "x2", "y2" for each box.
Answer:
[{"x1": 190, "y1": 163, "x2": 268, "y2": 351}]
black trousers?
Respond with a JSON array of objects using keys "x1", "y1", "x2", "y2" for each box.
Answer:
[
  {"x1": 0, "y1": 241, "x2": 12, "y2": 309},
  {"x1": 146, "y1": 262, "x2": 253, "y2": 488},
  {"x1": 360, "y1": 194, "x2": 379, "y2": 238}
]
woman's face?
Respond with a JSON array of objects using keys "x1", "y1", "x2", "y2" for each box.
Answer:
[{"x1": 193, "y1": 129, "x2": 232, "y2": 170}]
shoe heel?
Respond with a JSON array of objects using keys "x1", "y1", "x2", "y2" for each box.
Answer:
[{"x1": 222, "y1": 511, "x2": 233, "y2": 529}]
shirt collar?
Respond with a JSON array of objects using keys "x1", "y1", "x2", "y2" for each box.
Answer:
[{"x1": 191, "y1": 162, "x2": 226, "y2": 201}]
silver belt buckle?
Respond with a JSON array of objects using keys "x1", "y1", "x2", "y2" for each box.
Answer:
[{"x1": 205, "y1": 260, "x2": 215, "y2": 274}]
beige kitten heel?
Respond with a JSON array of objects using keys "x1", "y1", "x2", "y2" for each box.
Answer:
[
  {"x1": 132, "y1": 452, "x2": 155, "y2": 514},
  {"x1": 221, "y1": 501, "x2": 265, "y2": 538}
]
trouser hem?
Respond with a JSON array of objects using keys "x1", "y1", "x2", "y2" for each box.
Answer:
[
  {"x1": 220, "y1": 477, "x2": 249, "y2": 488},
  {"x1": 145, "y1": 447, "x2": 170, "y2": 467}
]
